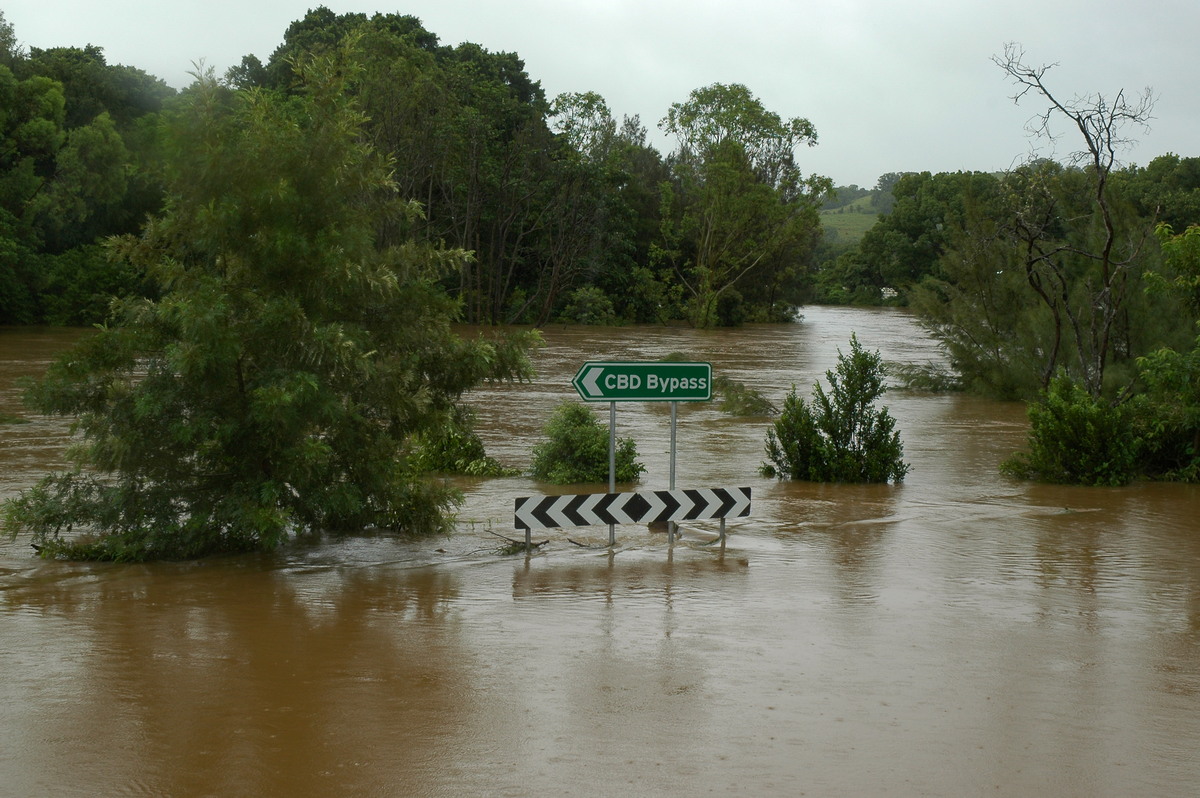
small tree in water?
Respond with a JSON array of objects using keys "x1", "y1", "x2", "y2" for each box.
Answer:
[
  {"x1": 1, "y1": 51, "x2": 537, "y2": 561},
  {"x1": 761, "y1": 334, "x2": 909, "y2": 483},
  {"x1": 530, "y1": 401, "x2": 645, "y2": 484}
]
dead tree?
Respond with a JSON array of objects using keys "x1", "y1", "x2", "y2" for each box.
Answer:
[{"x1": 994, "y1": 43, "x2": 1156, "y2": 397}]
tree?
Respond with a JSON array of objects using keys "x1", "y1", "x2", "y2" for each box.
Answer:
[
  {"x1": 909, "y1": 196, "x2": 1049, "y2": 398},
  {"x1": 0, "y1": 65, "x2": 67, "y2": 322},
  {"x1": 762, "y1": 334, "x2": 908, "y2": 483},
  {"x1": 1149, "y1": 222, "x2": 1200, "y2": 312},
  {"x1": 2, "y1": 51, "x2": 537, "y2": 561},
  {"x1": 24, "y1": 45, "x2": 174, "y2": 132},
  {"x1": 0, "y1": 19, "x2": 169, "y2": 324},
  {"x1": 857, "y1": 170, "x2": 1003, "y2": 293},
  {"x1": 658, "y1": 83, "x2": 830, "y2": 326},
  {"x1": 0, "y1": 11, "x2": 20, "y2": 69},
  {"x1": 992, "y1": 43, "x2": 1157, "y2": 397},
  {"x1": 1135, "y1": 223, "x2": 1200, "y2": 481}
]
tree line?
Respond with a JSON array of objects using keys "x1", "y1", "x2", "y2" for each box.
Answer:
[
  {"x1": 815, "y1": 45, "x2": 1200, "y2": 485},
  {"x1": 0, "y1": 7, "x2": 830, "y2": 330},
  {"x1": 3, "y1": 10, "x2": 1199, "y2": 560}
]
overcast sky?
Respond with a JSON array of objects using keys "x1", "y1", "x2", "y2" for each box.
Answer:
[{"x1": 5, "y1": 0, "x2": 1196, "y2": 187}]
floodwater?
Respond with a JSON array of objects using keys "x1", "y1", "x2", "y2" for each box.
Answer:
[{"x1": 1, "y1": 307, "x2": 1198, "y2": 797}]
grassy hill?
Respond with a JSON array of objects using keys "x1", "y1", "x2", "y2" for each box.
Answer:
[{"x1": 820, "y1": 194, "x2": 881, "y2": 241}]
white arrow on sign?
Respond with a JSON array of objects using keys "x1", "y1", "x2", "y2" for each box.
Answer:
[{"x1": 580, "y1": 366, "x2": 603, "y2": 399}]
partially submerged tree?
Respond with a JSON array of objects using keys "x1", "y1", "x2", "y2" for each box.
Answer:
[
  {"x1": 658, "y1": 83, "x2": 830, "y2": 326},
  {"x1": 2, "y1": 50, "x2": 536, "y2": 561},
  {"x1": 762, "y1": 335, "x2": 908, "y2": 483},
  {"x1": 1000, "y1": 373, "x2": 1140, "y2": 486}
]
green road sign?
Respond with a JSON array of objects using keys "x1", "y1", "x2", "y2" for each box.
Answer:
[{"x1": 571, "y1": 360, "x2": 712, "y2": 402}]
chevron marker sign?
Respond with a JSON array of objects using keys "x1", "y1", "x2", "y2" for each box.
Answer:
[
  {"x1": 515, "y1": 487, "x2": 750, "y2": 530},
  {"x1": 571, "y1": 361, "x2": 712, "y2": 402}
]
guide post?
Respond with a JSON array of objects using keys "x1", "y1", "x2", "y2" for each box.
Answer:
[{"x1": 570, "y1": 360, "x2": 713, "y2": 546}]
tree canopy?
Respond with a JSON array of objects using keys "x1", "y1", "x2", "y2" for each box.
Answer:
[{"x1": 3, "y1": 49, "x2": 537, "y2": 560}]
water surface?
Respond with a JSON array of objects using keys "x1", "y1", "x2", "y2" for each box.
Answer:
[{"x1": 2, "y1": 308, "x2": 1198, "y2": 797}]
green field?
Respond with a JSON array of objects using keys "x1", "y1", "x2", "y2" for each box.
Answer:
[{"x1": 820, "y1": 195, "x2": 881, "y2": 241}]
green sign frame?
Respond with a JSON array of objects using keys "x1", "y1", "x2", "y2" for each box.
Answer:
[{"x1": 571, "y1": 360, "x2": 712, "y2": 402}]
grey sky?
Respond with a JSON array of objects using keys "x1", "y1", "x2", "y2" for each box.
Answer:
[{"x1": 5, "y1": 0, "x2": 1196, "y2": 187}]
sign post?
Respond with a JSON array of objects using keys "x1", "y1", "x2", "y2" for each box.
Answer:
[
  {"x1": 571, "y1": 360, "x2": 712, "y2": 546},
  {"x1": 608, "y1": 401, "x2": 616, "y2": 546}
]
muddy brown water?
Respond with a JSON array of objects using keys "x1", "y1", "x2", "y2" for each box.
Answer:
[{"x1": 2, "y1": 307, "x2": 1198, "y2": 797}]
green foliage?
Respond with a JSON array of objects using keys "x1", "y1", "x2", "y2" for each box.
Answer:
[
  {"x1": 530, "y1": 401, "x2": 645, "y2": 485},
  {"x1": 1149, "y1": 223, "x2": 1200, "y2": 312},
  {"x1": 558, "y1": 285, "x2": 618, "y2": 325},
  {"x1": 857, "y1": 170, "x2": 1003, "y2": 293},
  {"x1": 1135, "y1": 330, "x2": 1200, "y2": 482},
  {"x1": 714, "y1": 375, "x2": 776, "y2": 416},
  {"x1": 1117, "y1": 153, "x2": 1200, "y2": 233},
  {"x1": 2, "y1": 51, "x2": 535, "y2": 561},
  {"x1": 658, "y1": 83, "x2": 831, "y2": 327},
  {"x1": 907, "y1": 159, "x2": 1183, "y2": 401},
  {"x1": 410, "y1": 406, "x2": 519, "y2": 477},
  {"x1": 38, "y1": 244, "x2": 146, "y2": 325},
  {"x1": 0, "y1": 210, "x2": 37, "y2": 323},
  {"x1": 1000, "y1": 374, "x2": 1140, "y2": 486},
  {"x1": 762, "y1": 334, "x2": 908, "y2": 483},
  {"x1": 0, "y1": 26, "x2": 169, "y2": 323}
]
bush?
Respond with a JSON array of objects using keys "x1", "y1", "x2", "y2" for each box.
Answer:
[
  {"x1": 558, "y1": 285, "x2": 618, "y2": 325},
  {"x1": 410, "y1": 406, "x2": 518, "y2": 477},
  {"x1": 714, "y1": 288, "x2": 746, "y2": 327},
  {"x1": 1000, "y1": 373, "x2": 1140, "y2": 486},
  {"x1": 1136, "y1": 335, "x2": 1200, "y2": 482},
  {"x1": 714, "y1": 375, "x2": 777, "y2": 416},
  {"x1": 530, "y1": 400, "x2": 644, "y2": 484},
  {"x1": 761, "y1": 334, "x2": 908, "y2": 483}
]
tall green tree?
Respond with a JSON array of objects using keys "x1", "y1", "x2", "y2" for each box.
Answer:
[
  {"x1": 546, "y1": 93, "x2": 672, "y2": 324},
  {"x1": 658, "y1": 83, "x2": 830, "y2": 326},
  {"x1": 2, "y1": 51, "x2": 536, "y2": 561},
  {"x1": 0, "y1": 64, "x2": 66, "y2": 322},
  {"x1": 857, "y1": 170, "x2": 1003, "y2": 293}
]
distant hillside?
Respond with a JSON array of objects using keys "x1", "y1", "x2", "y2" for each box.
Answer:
[{"x1": 820, "y1": 194, "x2": 882, "y2": 241}]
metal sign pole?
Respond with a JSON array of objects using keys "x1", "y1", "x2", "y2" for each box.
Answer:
[
  {"x1": 608, "y1": 401, "x2": 616, "y2": 547},
  {"x1": 669, "y1": 401, "x2": 677, "y2": 489},
  {"x1": 668, "y1": 401, "x2": 678, "y2": 543}
]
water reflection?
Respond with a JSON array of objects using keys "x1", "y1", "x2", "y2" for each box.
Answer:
[
  {"x1": 3, "y1": 559, "x2": 472, "y2": 797},
  {"x1": 511, "y1": 546, "x2": 750, "y2": 607}
]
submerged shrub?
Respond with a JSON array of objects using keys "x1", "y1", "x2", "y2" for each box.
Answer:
[
  {"x1": 410, "y1": 406, "x2": 518, "y2": 477},
  {"x1": 714, "y1": 375, "x2": 777, "y2": 416},
  {"x1": 530, "y1": 401, "x2": 644, "y2": 484},
  {"x1": 1001, "y1": 373, "x2": 1140, "y2": 486},
  {"x1": 761, "y1": 334, "x2": 908, "y2": 483},
  {"x1": 558, "y1": 286, "x2": 618, "y2": 325}
]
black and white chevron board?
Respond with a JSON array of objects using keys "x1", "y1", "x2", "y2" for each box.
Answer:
[{"x1": 514, "y1": 486, "x2": 751, "y2": 532}]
